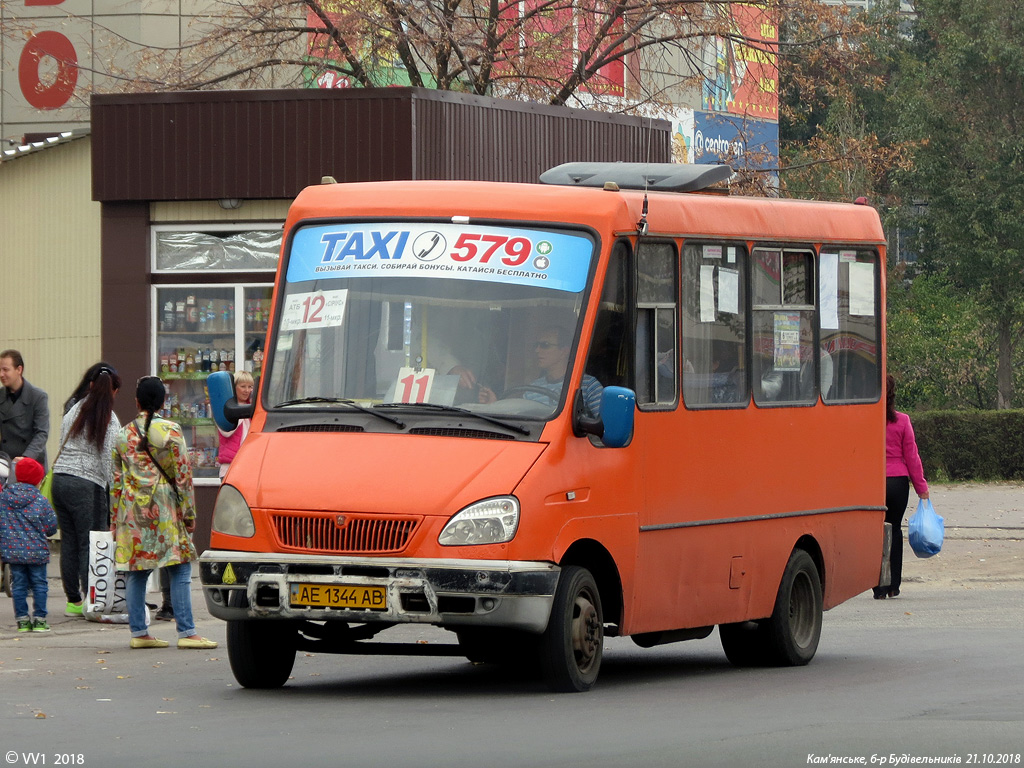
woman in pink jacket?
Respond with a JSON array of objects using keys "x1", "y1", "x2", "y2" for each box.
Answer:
[
  {"x1": 876, "y1": 374, "x2": 929, "y2": 599},
  {"x1": 216, "y1": 371, "x2": 253, "y2": 479}
]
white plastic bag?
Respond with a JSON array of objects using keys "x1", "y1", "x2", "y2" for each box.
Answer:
[{"x1": 85, "y1": 530, "x2": 150, "y2": 624}]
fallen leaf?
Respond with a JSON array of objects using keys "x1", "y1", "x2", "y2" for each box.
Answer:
[{"x1": 35, "y1": 712, "x2": 46, "y2": 719}]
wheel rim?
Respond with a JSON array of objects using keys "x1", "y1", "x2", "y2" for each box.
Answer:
[
  {"x1": 788, "y1": 571, "x2": 815, "y2": 649},
  {"x1": 571, "y1": 589, "x2": 602, "y2": 673}
]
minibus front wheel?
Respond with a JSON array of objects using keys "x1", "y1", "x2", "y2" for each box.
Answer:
[
  {"x1": 227, "y1": 620, "x2": 298, "y2": 689},
  {"x1": 539, "y1": 565, "x2": 603, "y2": 693}
]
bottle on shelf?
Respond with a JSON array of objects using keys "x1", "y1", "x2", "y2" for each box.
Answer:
[
  {"x1": 210, "y1": 348, "x2": 219, "y2": 371},
  {"x1": 201, "y1": 348, "x2": 211, "y2": 373},
  {"x1": 162, "y1": 301, "x2": 175, "y2": 332},
  {"x1": 186, "y1": 294, "x2": 198, "y2": 332},
  {"x1": 219, "y1": 349, "x2": 229, "y2": 372},
  {"x1": 175, "y1": 300, "x2": 186, "y2": 332}
]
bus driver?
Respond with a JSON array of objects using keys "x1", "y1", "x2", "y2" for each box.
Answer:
[{"x1": 478, "y1": 327, "x2": 603, "y2": 416}]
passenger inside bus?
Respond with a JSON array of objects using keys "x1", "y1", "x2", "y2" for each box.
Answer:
[{"x1": 478, "y1": 327, "x2": 604, "y2": 416}]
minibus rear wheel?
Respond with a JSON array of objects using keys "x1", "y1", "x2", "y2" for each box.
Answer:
[
  {"x1": 227, "y1": 620, "x2": 298, "y2": 688},
  {"x1": 539, "y1": 565, "x2": 603, "y2": 692},
  {"x1": 720, "y1": 549, "x2": 823, "y2": 667},
  {"x1": 764, "y1": 549, "x2": 823, "y2": 666}
]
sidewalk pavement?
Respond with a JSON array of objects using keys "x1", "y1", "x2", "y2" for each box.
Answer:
[
  {"x1": 7, "y1": 481, "x2": 1023, "y2": 636},
  {"x1": 922, "y1": 481, "x2": 1024, "y2": 540}
]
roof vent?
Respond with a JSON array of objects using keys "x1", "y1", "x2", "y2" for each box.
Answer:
[{"x1": 540, "y1": 162, "x2": 732, "y2": 193}]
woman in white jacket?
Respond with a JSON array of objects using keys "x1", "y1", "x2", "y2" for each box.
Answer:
[{"x1": 50, "y1": 363, "x2": 121, "y2": 616}]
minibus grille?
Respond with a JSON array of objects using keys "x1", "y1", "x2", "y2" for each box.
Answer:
[{"x1": 269, "y1": 511, "x2": 421, "y2": 554}]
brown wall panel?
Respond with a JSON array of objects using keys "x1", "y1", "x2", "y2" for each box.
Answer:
[{"x1": 93, "y1": 88, "x2": 669, "y2": 202}]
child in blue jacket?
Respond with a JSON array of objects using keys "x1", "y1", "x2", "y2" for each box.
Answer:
[{"x1": 0, "y1": 457, "x2": 58, "y2": 631}]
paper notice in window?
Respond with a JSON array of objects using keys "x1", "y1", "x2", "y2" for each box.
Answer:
[
  {"x1": 700, "y1": 265, "x2": 716, "y2": 322},
  {"x1": 718, "y1": 268, "x2": 739, "y2": 315},
  {"x1": 280, "y1": 289, "x2": 349, "y2": 331},
  {"x1": 820, "y1": 253, "x2": 840, "y2": 330},
  {"x1": 774, "y1": 313, "x2": 801, "y2": 371},
  {"x1": 849, "y1": 262, "x2": 875, "y2": 316},
  {"x1": 703, "y1": 245, "x2": 723, "y2": 260}
]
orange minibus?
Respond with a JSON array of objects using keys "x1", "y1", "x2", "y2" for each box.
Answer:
[{"x1": 201, "y1": 162, "x2": 889, "y2": 692}]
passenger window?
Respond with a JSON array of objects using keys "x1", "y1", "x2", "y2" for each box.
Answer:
[
  {"x1": 819, "y1": 249, "x2": 881, "y2": 402},
  {"x1": 682, "y1": 242, "x2": 748, "y2": 408},
  {"x1": 635, "y1": 242, "x2": 678, "y2": 408},
  {"x1": 752, "y1": 248, "x2": 818, "y2": 406}
]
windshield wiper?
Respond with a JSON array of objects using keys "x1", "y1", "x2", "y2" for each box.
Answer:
[
  {"x1": 375, "y1": 402, "x2": 530, "y2": 435},
  {"x1": 274, "y1": 397, "x2": 405, "y2": 429}
]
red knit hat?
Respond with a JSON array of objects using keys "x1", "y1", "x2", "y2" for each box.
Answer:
[{"x1": 15, "y1": 457, "x2": 45, "y2": 487}]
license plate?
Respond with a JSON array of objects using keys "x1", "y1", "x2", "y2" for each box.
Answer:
[{"x1": 290, "y1": 583, "x2": 387, "y2": 610}]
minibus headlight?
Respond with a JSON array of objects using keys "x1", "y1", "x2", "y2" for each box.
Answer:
[
  {"x1": 212, "y1": 484, "x2": 256, "y2": 538},
  {"x1": 439, "y1": 496, "x2": 519, "y2": 546}
]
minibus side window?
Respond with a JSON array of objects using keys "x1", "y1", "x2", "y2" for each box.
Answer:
[
  {"x1": 819, "y1": 249, "x2": 881, "y2": 403},
  {"x1": 752, "y1": 248, "x2": 818, "y2": 406},
  {"x1": 583, "y1": 241, "x2": 631, "y2": 402},
  {"x1": 682, "y1": 242, "x2": 748, "y2": 408},
  {"x1": 635, "y1": 241, "x2": 678, "y2": 409}
]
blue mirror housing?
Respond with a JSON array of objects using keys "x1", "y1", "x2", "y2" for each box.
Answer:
[
  {"x1": 208, "y1": 371, "x2": 238, "y2": 432},
  {"x1": 599, "y1": 386, "x2": 635, "y2": 448}
]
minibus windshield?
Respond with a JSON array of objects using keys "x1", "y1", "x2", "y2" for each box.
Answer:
[{"x1": 266, "y1": 221, "x2": 596, "y2": 420}]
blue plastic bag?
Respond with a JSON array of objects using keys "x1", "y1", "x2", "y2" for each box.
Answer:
[{"x1": 908, "y1": 498, "x2": 944, "y2": 558}]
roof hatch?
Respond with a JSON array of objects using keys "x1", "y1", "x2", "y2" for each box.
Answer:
[{"x1": 540, "y1": 162, "x2": 732, "y2": 193}]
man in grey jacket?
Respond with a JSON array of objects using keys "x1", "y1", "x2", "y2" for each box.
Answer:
[{"x1": 0, "y1": 350, "x2": 49, "y2": 469}]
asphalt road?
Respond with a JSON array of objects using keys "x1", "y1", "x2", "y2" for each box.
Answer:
[{"x1": 1, "y1": 482, "x2": 1021, "y2": 768}]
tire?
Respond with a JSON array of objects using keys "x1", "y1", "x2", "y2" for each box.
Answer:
[
  {"x1": 539, "y1": 565, "x2": 604, "y2": 692},
  {"x1": 763, "y1": 549, "x2": 823, "y2": 666},
  {"x1": 720, "y1": 549, "x2": 822, "y2": 667},
  {"x1": 227, "y1": 620, "x2": 298, "y2": 689}
]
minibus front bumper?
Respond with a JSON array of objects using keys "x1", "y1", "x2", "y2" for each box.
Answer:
[{"x1": 198, "y1": 551, "x2": 560, "y2": 633}]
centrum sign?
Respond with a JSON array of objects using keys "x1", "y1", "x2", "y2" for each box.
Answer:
[{"x1": 693, "y1": 112, "x2": 779, "y2": 171}]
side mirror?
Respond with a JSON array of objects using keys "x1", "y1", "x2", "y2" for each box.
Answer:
[
  {"x1": 208, "y1": 371, "x2": 254, "y2": 431},
  {"x1": 573, "y1": 386, "x2": 635, "y2": 448}
]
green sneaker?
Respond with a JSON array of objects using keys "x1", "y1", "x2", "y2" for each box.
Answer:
[
  {"x1": 17, "y1": 618, "x2": 32, "y2": 632},
  {"x1": 31, "y1": 619, "x2": 51, "y2": 633},
  {"x1": 65, "y1": 602, "x2": 83, "y2": 617}
]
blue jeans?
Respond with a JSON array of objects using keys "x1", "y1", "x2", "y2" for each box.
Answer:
[
  {"x1": 124, "y1": 562, "x2": 196, "y2": 638},
  {"x1": 11, "y1": 563, "x2": 49, "y2": 620}
]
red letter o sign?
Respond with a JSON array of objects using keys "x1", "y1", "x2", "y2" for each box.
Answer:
[{"x1": 19, "y1": 31, "x2": 79, "y2": 110}]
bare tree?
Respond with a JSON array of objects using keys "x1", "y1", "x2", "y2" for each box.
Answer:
[{"x1": 88, "y1": 0, "x2": 815, "y2": 112}]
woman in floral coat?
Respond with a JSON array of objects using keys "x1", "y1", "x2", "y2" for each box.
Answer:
[{"x1": 110, "y1": 376, "x2": 217, "y2": 650}]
